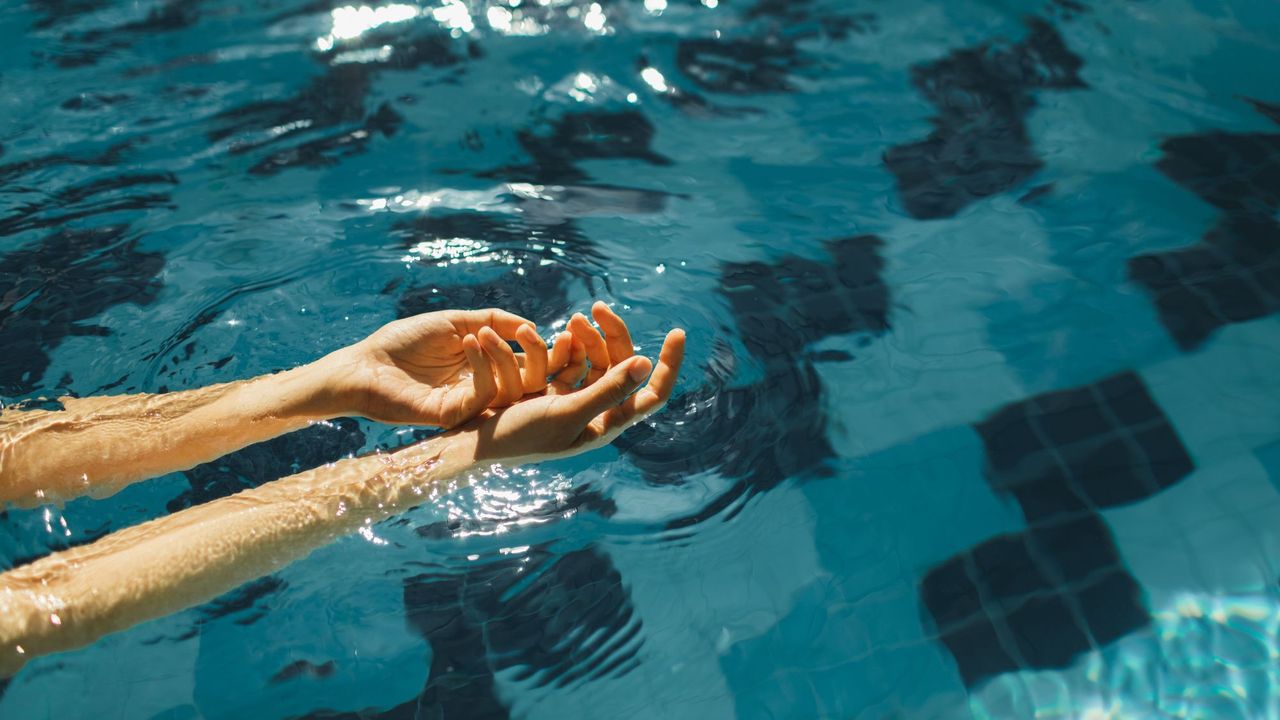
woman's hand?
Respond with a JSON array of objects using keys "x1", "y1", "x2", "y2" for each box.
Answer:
[
  {"x1": 316, "y1": 309, "x2": 549, "y2": 428},
  {"x1": 464, "y1": 322, "x2": 685, "y2": 464},
  {"x1": 544, "y1": 301, "x2": 638, "y2": 390}
]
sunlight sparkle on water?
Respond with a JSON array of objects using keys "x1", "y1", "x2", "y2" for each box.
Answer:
[
  {"x1": 432, "y1": 0, "x2": 474, "y2": 34},
  {"x1": 485, "y1": 5, "x2": 548, "y2": 35},
  {"x1": 315, "y1": 4, "x2": 422, "y2": 51},
  {"x1": 583, "y1": 3, "x2": 607, "y2": 32},
  {"x1": 640, "y1": 67, "x2": 669, "y2": 93}
]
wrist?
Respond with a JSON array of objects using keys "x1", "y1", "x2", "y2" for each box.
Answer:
[
  {"x1": 419, "y1": 425, "x2": 482, "y2": 471},
  {"x1": 245, "y1": 359, "x2": 344, "y2": 422}
]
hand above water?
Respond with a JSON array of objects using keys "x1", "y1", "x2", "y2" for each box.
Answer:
[
  {"x1": 314, "y1": 308, "x2": 552, "y2": 428},
  {"x1": 460, "y1": 301, "x2": 686, "y2": 464}
]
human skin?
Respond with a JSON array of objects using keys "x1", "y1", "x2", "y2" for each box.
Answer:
[
  {"x1": 0, "y1": 308, "x2": 556, "y2": 508},
  {"x1": 0, "y1": 303, "x2": 684, "y2": 677}
]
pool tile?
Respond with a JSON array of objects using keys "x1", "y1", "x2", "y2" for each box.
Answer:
[
  {"x1": 722, "y1": 234, "x2": 889, "y2": 364},
  {"x1": 0, "y1": 225, "x2": 163, "y2": 396},
  {"x1": 1027, "y1": 514, "x2": 1120, "y2": 585},
  {"x1": 619, "y1": 234, "x2": 888, "y2": 516},
  {"x1": 509, "y1": 109, "x2": 673, "y2": 183},
  {"x1": 1007, "y1": 466, "x2": 1091, "y2": 522},
  {"x1": 920, "y1": 556, "x2": 985, "y2": 631},
  {"x1": 974, "y1": 371, "x2": 1195, "y2": 521},
  {"x1": 1074, "y1": 570, "x2": 1148, "y2": 647},
  {"x1": 1105, "y1": 453, "x2": 1280, "y2": 605},
  {"x1": 1003, "y1": 594, "x2": 1089, "y2": 669},
  {"x1": 676, "y1": 38, "x2": 804, "y2": 95},
  {"x1": 1130, "y1": 110, "x2": 1280, "y2": 349},
  {"x1": 170, "y1": 418, "x2": 366, "y2": 512},
  {"x1": 971, "y1": 536, "x2": 1051, "y2": 605},
  {"x1": 939, "y1": 618, "x2": 1020, "y2": 689},
  {"x1": 401, "y1": 546, "x2": 642, "y2": 718},
  {"x1": 883, "y1": 17, "x2": 1085, "y2": 219},
  {"x1": 919, "y1": 512, "x2": 1148, "y2": 687}
]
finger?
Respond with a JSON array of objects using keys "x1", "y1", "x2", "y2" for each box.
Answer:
[
  {"x1": 462, "y1": 333, "x2": 497, "y2": 412},
  {"x1": 479, "y1": 326, "x2": 523, "y2": 405},
  {"x1": 516, "y1": 324, "x2": 548, "y2": 394},
  {"x1": 634, "y1": 328, "x2": 686, "y2": 414},
  {"x1": 579, "y1": 329, "x2": 685, "y2": 442},
  {"x1": 466, "y1": 308, "x2": 536, "y2": 340},
  {"x1": 565, "y1": 356, "x2": 652, "y2": 422},
  {"x1": 591, "y1": 301, "x2": 635, "y2": 364},
  {"x1": 568, "y1": 312, "x2": 610, "y2": 381},
  {"x1": 555, "y1": 338, "x2": 588, "y2": 388},
  {"x1": 547, "y1": 331, "x2": 573, "y2": 375}
]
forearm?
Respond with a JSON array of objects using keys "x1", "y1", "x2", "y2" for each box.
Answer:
[
  {"x1": 0, "y1": 428, "x2": 480, "y2": 676},
  {"x1": 0, "y1": 356, "x2": 346, "y2": 508}
]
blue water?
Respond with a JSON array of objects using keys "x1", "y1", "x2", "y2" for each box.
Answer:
[{"x1": 2, "y1": 0, "x2": 1280, "y2": 717}]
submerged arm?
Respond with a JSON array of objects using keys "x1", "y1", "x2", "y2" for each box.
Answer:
[{"x1": 0, "y1": 430, "x2": 477, "y2": 676}]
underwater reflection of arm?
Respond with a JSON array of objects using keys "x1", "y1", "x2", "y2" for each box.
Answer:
[
  {"x1": 0, "y1": 319, "x2": 684, "y2": 677},
  {"x1": 0, "y1": 309, "x2": 542, "y2": 509}
]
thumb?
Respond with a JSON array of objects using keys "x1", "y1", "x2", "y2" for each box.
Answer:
[{"x1": 567, "y1": 356, "x2": 652, "y2": 422}]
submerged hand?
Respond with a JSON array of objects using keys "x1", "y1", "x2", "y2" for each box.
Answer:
[{"x1": 317, "y1": 309, "x2": 549, "y2": 427}]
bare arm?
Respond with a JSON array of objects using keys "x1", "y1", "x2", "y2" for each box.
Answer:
[
  {"x1": 0, "y1": 429, "x2": 478, "y2": 676},
  {"x1": 0, "y1": 316, "x2": 683, "y2": 676},
  {"x1": 0, "y1": 309, "x2": 541, "y2": 508},
  {"x1": 0, "y1": 364, "x2": 336, "y2": 507}
]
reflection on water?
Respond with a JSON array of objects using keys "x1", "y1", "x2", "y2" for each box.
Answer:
[{"x1": 315, "y1": 4, "x2": 423, "y2": 51}]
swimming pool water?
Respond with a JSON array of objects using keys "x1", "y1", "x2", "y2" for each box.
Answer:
[{"x1": 2, "y1": 0, "x2": 1280, "y2": 717}]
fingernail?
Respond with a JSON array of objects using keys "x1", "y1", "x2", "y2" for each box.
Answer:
[{"x1": 628, "y1": 359, "x2": 649, "y2": 381}]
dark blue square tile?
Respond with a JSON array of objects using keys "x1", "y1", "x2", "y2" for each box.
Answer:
[
  {"x1": 975, "y1": 405, "x2": 1044, "y2": 474},
  {"x1": 939, "y1": 618, "x2": 1020, "y2": 688},
  {"x1": 920, "y1": 554, "x2": 983, "y2": 631},
  {"x1": 978, "y1": 373, "x2": 1194, "y2": 520},
  {"x1": 1067, "y1": 438, "x2": 1154, "y2": 508},
  {"x1": 1003, "y1": 594, "x2": 1090, "y2": 669},
  {"x1": 1074, "y1": 570, "x2": 1149, "y2": 647},
  {"x1": 1033, "y1": 390, "x2": 1111, "y2": 447},
  {"x1": 1027, "y1": 514, "x2": 1120, "y2": 585},
  {"x1": 971, "y1": 535, "x2": 1053, "y2": 608},
  {"x1": 1132, "y1": 424, "x2": 1195, "y2": 489},
  {"x1": 1008, "y1": 464, "x2": 1091, "y2": 522},
  {"x1": 1098, "y1": 373, "x2": 1160, "y2": 426}
]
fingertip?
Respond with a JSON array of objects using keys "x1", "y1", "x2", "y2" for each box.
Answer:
[
  {"x1": 516, "y1": 323, "x2": 541, "y2": 344},
  {"x1": 627, "y1": 355, "x2": 653, "y2": 382},
  {"x1": 663, "y1": 328, "x2": 687, "y2": 356}
]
